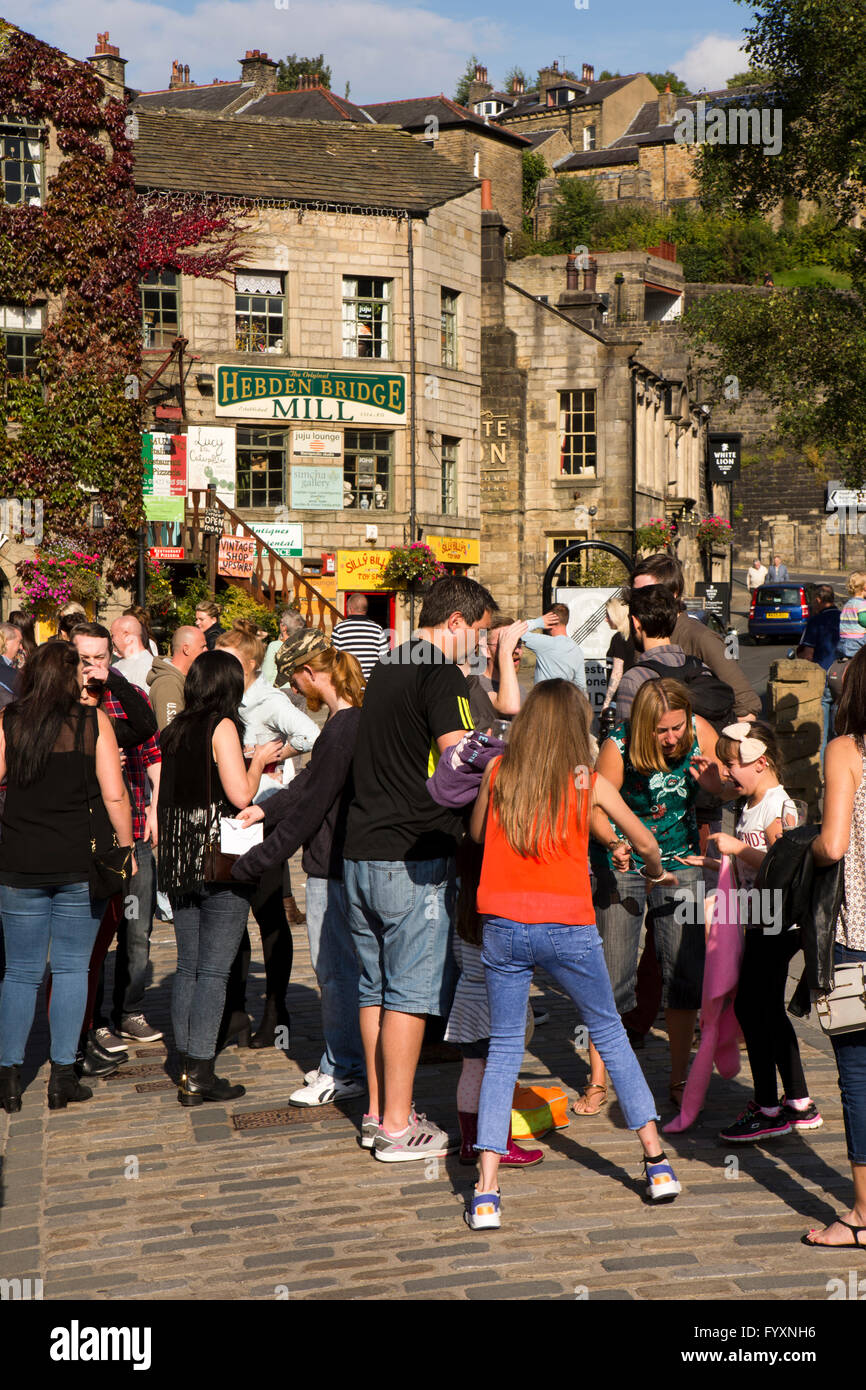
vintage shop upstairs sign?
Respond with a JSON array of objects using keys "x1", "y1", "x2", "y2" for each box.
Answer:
[{"x1": 215, "y1": 367, "x2": 407, "y2": 425}]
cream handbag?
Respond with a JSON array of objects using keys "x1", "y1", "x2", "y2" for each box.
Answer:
[{"x1": 816, "y1": 964, "x2": 866, "y2": 1036}]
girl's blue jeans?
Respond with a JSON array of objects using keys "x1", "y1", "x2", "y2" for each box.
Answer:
[{"x1": 476, "y1": 916, "x2": 660, "y2": 1155}]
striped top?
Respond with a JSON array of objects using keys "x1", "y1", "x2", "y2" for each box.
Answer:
[
  {"x1": 331, "y1": 617, "x2": 390, "y2": 679},
  {"x1": 838, "y1": 597, "x2": 866, "y2": 645},
  {"x1": 444, "y1": 936, "x2": 533, "y2": 1044}
]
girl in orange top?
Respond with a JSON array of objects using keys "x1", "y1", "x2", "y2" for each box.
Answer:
[{"x1": 464, "y1": 679, "x2": 682, "y2": 1231}]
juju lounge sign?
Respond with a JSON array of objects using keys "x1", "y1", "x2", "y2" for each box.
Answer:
[{"x1": 215, "y1": 367, "x2": 407, "y2": 425}]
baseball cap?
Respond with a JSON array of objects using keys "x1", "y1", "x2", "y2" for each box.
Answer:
[{"x1": 275, "y1": 627, "x2": 329, "y2": 686}]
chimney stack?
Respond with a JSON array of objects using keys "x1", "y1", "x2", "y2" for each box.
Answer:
[
  {"x1": 582, "y1": 62, "x2": 594, "y2": 83},
  {"x1": 511, "y1": 75, "x2": 524, "y2": 94},
  {"x1": 239, "y1": 49, "x2": 279, "y2": 94},
  {"x1": 538, "y1": 62, "x2": 562, "y2": 105},
  {"x1": 88, "y1": 32, "x2": 127, "y2": 90},
  {"x1": 658, "y1": 83, "x2": 677, "y2": 124},
  {"x1": 467, "y1": 60, "x2": 493, "y2": 107}
]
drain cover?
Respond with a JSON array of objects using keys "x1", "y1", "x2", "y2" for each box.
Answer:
[
  {"x1": 106, "y1": 1063, "x2": 168, "y2": 1080},
  {"x1": 232, "y1": 1105, "x2": 338, "y2": 1130},
  {"x1": 134, "y1": 1080, "x2": 176, "y2": 1093}
]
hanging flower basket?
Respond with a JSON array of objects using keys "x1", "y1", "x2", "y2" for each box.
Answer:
[
  {"x1": 15, "y1": 549, "x2": 106, "y2": 618},
  {"x1": 145, "y1": 559, "x2": 174, "y2": 618},
  {"x1": 379, "y1": 543, "x2": 447, "y2": 599},
  {"x1": 635, "y1": 517, "x2": 677, "y2": 552},
  {"x1": 695, "y1": 515, "x2": 733, "y2": 551}
]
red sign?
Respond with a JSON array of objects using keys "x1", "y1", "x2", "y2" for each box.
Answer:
[
  {"x1": 321, "y1": 552, "x2": 336, "y2": 575},
  {"x1": 218, "y1": 536, "x2": 257, "y2": 579},
  {"x1": 149, "y1": 546, "x2": 185, "y2": 560}
]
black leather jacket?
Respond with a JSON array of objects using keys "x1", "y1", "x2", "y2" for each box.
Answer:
[{"x1": 756, "y1": 824, "x2": 844, "y2": 1014}]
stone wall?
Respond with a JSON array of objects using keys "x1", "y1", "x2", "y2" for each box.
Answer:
[
  {"x1": 420, "y1": 127, "x2": 523, "y2": 236},
  {"x1": 765, "y1": 658, "x2": 825, "y2": 817}
]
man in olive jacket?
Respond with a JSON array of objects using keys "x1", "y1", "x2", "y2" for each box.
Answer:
[
  {"x1": 630, "y1": 554, "x2": 761, "y2": 719},
  {"x1": 146, "y1": 625, "x2": 206, "y2": 730}
]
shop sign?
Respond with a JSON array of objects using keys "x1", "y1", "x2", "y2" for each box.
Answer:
[
  {"x1": 186, "y1": 426, "x2": 237, "y2": 505},
  {"x1": 142, "y1": 433, "x2": 186, "y2": 497},
  {"x1": 291, "y1": 466, "x2": 344, "y2": 510},
  {"x1": 215, "y1": 366, "x2": 406, "y2": 424},
  {"x1": 252, "y1": 522, "x2": 304, "y2": 558},
  {"x1": 707, "y1": 433, "x2": 741, "y2": 483},
  {"x1": 292, "y1": 430, "x2": 342, "y2": 458},
  {"x1": 426, "y1": 535, "x2": 481, "y2": 565},
  {"x1": 336, "y1": 548, "x2": 392, "y2": 590},
  {"x1": 218, "y1": 536, "x2": 257, "y2": 579}
]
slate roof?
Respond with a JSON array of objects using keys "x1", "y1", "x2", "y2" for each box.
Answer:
[
  {"x1": 556, "y1": 146, "x2": 639, "y2": 170},
  {"x1": 523, "y1": 127, "x2": 566, "y2": 148},
  {"x1": 608, "y1": 86, "x2": 775, "y2": 149},
  {"x1": 132, "y1": 110, "x2": 479, "y2": 213},
  {"x1": 134, "y1": 82, "x2": 251, "y2": 113},
  {"x1": 240, "y1": 89, "x2": 376, "y2": 123},
  {"x1": 363, "y1": 96, "x2": 529, "y2": 146},
  {"x1": 497, "y1": 74, "x2": 639, "y2": 121}
]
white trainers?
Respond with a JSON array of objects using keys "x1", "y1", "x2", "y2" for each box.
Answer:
[{"x1": 289, "y1": 1069, "x2": 366, "y2": 1107}]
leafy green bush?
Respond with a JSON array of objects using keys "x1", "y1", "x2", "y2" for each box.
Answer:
[{"x1": 220, "y1": 586, "x2": 280, "y2": 639}]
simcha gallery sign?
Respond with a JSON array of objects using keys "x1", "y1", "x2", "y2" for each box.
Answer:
[{"x1": 215, "y1": 367, "x2": 407, "y2": 425}]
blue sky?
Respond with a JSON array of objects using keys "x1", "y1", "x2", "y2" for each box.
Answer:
[{"x1": 6, "y1": 0, "x2": 754, "y2": 98}]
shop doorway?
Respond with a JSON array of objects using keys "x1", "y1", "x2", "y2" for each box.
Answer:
[{"x1": 361, "y1": 591, "x2": 393, "y2": 628}]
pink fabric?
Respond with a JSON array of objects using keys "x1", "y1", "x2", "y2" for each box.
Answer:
[{"x1": 664, "y1": 856, "x2": 744, "y2": 1132}]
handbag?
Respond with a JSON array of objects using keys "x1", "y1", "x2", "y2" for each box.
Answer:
[
  {"x1": 827, "y1": 657, "x2": 850, "y2": 701},
  {"x1": 815, "y1": 963, "x2": 866, "y2": 1036},
  {"x1": 76, "y1": 707, "x2": 134, "y2": 899},
  {"x1": 201, "y1": 718, "x2": 238, "y2": 883},
  {"x1": 511, "y1": 1083, "x2": 570, "y2": 1140}
]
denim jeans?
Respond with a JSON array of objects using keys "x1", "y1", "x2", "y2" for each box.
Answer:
[
  {"x1": 831, "y1": 942, "x2": 866, "y2": 1165},
  {"x1": 593, "y1": 861, "x2": 704, "y2": 1012},
  {"x1": 305, "y1": 877, "x2": 364, "y2": 1080},
  {"x1": 820, "y1": 680, "x2": 835, "y2": 764},
  {"x1": 171, "y1": 884, "x2": 251, "y2": 1059},
  {"x1": 343, "y1": 858, "x2": 458, "y2": 1016},
  {"x1": 476, "y1": 917, "x2": 659, "y2": 1154},
  {"x1": 93, "y1": 838, "x2": 156, "y2": 1027},
  {"x1": 0, "y1": 882, "x2": 107, "y2": 1066}
]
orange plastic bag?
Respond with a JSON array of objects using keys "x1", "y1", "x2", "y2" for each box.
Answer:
[{"x1": 511, "y1": 1083, "x2": 570, "y2": 1139}]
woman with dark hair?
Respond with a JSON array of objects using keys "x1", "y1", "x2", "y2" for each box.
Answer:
[
  {"x1": 805, "y1": 646, "x2": 866, "y2": 1248},
  {"x1": 7, "y1": 611, "x2": 37, "y2": 662},
  {"x1": 157, "y1": 651, "x2": 281, "y2": 1105},
  {"x1": 0, "y1": 642, "x2": 133, "y2": 1111}
]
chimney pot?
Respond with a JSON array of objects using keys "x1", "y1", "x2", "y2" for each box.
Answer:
[
  {"x1": 582, "y1": 62, "x2": 594, "y2": 83},
  {"x1": 566, "y1": 253, "x2": 579, "y2": 290},
  {"x1": 480, "y1": 178, "x2": 493, "y2": 210}
]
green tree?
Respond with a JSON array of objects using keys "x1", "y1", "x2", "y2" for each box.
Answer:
[
  {"x1": 547, "y1": 177, "x2": 605, "y2": 253},
  {"x1": 726, "y1": 68, "x2": 772, "y2": 87},
  {"x1": 686, "y1": 0, "x2": 866, "y2": 484},
  {"x1": 646, "y1": 70, "x2": 690, "y2": 96},
  {"x1": 597, "y1": 70, "x2": 622, "y2": 81},
  {"x1": 522, "y1": 150, "x2": 548, "y2": 212},
  {"x1": 455, "y1": 55, "x2": 480, "y2": 106},
  {"x1": 276, "y1": 53, "x2": 332, "y2": 90}
]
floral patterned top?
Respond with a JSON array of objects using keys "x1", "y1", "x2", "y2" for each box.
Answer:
[
  {"x1": 838, "y1": 737, "x2": 866, "y2": 951},
  {"x1": 603, "y1": 719, "x2": 701, "y2": 869}
]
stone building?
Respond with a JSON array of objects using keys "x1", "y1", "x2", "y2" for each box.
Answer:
[
  {"x1": 133, "y1": 108, "x2": 483, "y2": 634},
  {"x1": 480, "y1": 217, "x2": 715, "y2": 618}
]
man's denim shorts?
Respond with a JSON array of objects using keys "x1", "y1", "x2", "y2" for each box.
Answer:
[{"x1": 343, "y1": 857, "x2": 458, "y2": 1016}]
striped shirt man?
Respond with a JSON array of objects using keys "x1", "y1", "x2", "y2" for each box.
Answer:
[{"x1": 331, "y1": 616, "x2": 390, "y2": 680}]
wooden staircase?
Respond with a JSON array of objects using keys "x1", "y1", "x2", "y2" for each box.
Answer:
[{"x1": 184, "y1": 489, "x2": 344, "y2": 634}]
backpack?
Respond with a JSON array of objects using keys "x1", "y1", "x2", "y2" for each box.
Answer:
[{"x1": 634, "y1": 655, "x2": 736, "y2": 732}]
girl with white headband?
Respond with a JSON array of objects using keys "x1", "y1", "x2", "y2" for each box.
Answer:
[{"x1": 684, "y1": 719, "x2": 823, "y2": 1143}]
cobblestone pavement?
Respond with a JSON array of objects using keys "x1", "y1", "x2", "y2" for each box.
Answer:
[{"x1": 0, "y1": 867, "x2": 856, "y2": 1302}]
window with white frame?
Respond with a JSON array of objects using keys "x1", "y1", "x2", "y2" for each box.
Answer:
[
  {"x1": 441, "y1": 289, "x2": 458, "y2": 368},
  {"x1": 441, "y1": 436, "x2": 458, "y2": 514},
  {"x1": 342, "y1": 277, "x2": 392, "y2": 359},
  {"x1": 0, "y1": 303, "x2": 43, "y2": 375},
  {"x1": 559, "y1": 389, "x2": 597, "y2": 475},
  {"x1": 583, "y1": 124, "x2": 596, "y2": 151},
  {"x1": 140, "y1": 269, "x2": 179, "y2": 348},
  {"x1": 235, "y1": 271, "x2": 285, "y2": 353},
  {"x1": 236, "y1": 427, "x2": 286, "y2": 508},
  {"x1": 0, "y1": 126, "x2": 43, "y2": 206},
  {"x1": 343, "y1": 430, "x2": 392, "y2": 510}
]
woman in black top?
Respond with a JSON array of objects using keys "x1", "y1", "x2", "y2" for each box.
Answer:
[
  {"x1": 0, "y1": 643, "x2": 133, "y2": 1111},
  {"x1": 157, "y1": 652, "x2": 280, "y2": 1105},
  {"x1": 233, "y1": 645, "x2": 366, "y2": 1109}
]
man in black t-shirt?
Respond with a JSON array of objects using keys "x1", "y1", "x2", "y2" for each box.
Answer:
[{"x1": 344, "y1": 575, "x2": 497, "y2": 1162}]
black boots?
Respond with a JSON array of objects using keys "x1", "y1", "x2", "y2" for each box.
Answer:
[
  {"x1": 250, "y1": 997, "x2": 291, "y2": 1050},
  {"x1": 177, "y1": 1056, "x2": 245, "y2": 1107},
  {"x1": 0, "y1": 1064, "x2": 21, "y2": 1113},
  {"x1": 220, "y1": 1011, "x2": 252, "y2": 1050},
  {"x1": 76, "y1": 1033, "x2": 127, "y2": 1078},
  {"x1": 47, "y1": 1062, "x2": 93, "y2": 1110}
]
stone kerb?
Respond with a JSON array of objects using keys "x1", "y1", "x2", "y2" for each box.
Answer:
[{"x1": 766, "y1": 658, "x2": 826, "y2": 816}]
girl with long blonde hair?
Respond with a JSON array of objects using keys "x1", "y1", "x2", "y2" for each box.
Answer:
[
  {"x1": 464, "y1": 678, "x2": 683, "y2": 1231},
  {"x1": 233, "y1": 642, "x2": 370, "y2": 1108}
]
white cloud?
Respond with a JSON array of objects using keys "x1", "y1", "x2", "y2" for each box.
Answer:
[
  {"x1": 674, "y1": 34, "x2": 748, "y2": 92},
  {"x1": 5, "y1": 0, "x2": 505, "y2": 100}
]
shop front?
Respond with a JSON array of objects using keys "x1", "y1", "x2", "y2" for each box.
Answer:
[
  {"x1": 336, "y1": 548, "x2": 397, "y2": 632},
  {"x1": 425, "y1": 534, "x2": 481, "y2": 575}
]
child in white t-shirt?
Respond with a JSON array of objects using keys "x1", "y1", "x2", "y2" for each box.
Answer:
[{"x1": 688, "y1": 720, "x2": 822, "y2": 1143}]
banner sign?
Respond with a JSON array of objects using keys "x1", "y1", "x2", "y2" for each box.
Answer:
[
  {"x1": 218, "y1": 536, "x2": 257, "y2": 579},
  {"x1": 707, "y1": 433, "x2": 741, "y2": 483},
  {"x1": 215, "y1": 366, "x2": 407, "y2": 424},
  {"x1": 186, "y1": 426, "x2": 237, "y2": 506},
  {"x1": 336, "y1": 549, "x2": 392, "y2": 590},
  {"x1": 252, "y1": 522, "x2": 304, "y2": 558},
  {"x1": 144, "y1": 496, "x2": 184, "y2": 523},
  {"x1": 142, "y1": 433, "x2": 186, "y2": 498},
  {"x1": 426, "y1": 535, "x2": 481, "y2": 566},
  {"x1": 292, "y1": 430, "x2": 342, "y2": 458},
  {"x1": 291, "y1": 465, "x2": 344, "y2": 511}
]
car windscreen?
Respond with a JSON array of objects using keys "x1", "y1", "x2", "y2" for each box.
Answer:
[{"x1": 755, "y1": 587, "x2": 802, "y2": 606}]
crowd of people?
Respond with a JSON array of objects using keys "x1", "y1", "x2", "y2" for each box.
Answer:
[{"x1": 0, "y1": 564, "x2": 863, "y2": 1252}]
